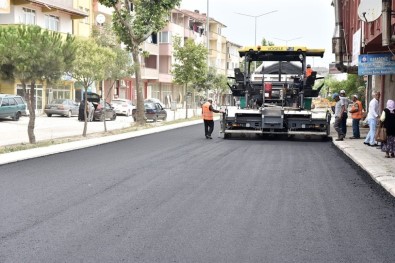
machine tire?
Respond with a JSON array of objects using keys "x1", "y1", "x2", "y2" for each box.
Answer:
[
  {"x1": 111, "y1": 114, "x2": 116, "y2": 121},
  {"x1": 47, "y1": 113, "x2": 52, "y2": 117}
]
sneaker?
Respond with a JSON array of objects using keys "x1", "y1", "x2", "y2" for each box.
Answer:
[
  {"x1": 363, "y1": 142, "x2": 370, "y2": 145},
  {"x1": 370, "y1": 144, "x2": 379, "y2": 147},
  {"x1": 335, "y1": 138, "x2": 344, "y2": 141}
]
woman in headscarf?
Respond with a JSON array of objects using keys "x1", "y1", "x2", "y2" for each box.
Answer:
[{"x1": 380, "y1": 99, "x2": 395, "y2": 158}]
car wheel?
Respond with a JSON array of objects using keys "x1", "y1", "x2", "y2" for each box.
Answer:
[
  {"x1": 100, "y1": 114, "x2": 105, "y2": 122},
  {"x1": 47, "y1": 113, "x2": 52, "y2": 117},
  {"x1": 126, "y1": 110, "x2": 130, "y2": 117},
  {"x1": 66, "y1": 111, "x2": 72, "y2": 118},
  {"x1": 111, "y1": 113, "x2": 116, "y2": 121},
  {"x1": 133, "y1": 117, "x2": 136, "y2": 122},
  {"x1": 163, "y1": 115, "x2": 167, "y2": 121},
  {"x1": 12, "y1": 112, "x2": 21, "y2": 121}
]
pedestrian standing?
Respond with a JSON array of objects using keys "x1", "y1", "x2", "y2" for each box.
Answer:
[
  {"x1": 380, "y1": 99, "x2": 395, "y2": 158},
  {"x1": 364, "y1": 91, "x2": 380, "y2": 146},
  {"x1": 202, "y1": 98, "x2": 224, "y2": 139},
  {"x1": 339, "y1": 90, "x2": 349, "y2": 136},
  {"x1": 349, "y1": 94, "x2": 363, "y2": 139},
  {"x1": 333, "y1": 93, "x2": 345, "y2": 141}
]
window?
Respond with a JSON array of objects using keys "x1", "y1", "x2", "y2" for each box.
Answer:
[
  {"x1": 79, "y1": 7, "x2": 90, "y2": 24},
  {"x1": 45, "y1": 15, "x2": 59, "y2": 31},
  {"x1": 159, "y1": 32, "x2": 171, "y2": 43},
  {"x1": 22, "y1": 8, "x2": 36, "y2": 25}
]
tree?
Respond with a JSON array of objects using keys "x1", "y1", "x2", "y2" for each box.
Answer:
[
  {"x1": 326, "y1": 74, "x2": 366, "y2": 106},
  {"x1": 92, "y1": 24, "x2": 134, "y2": 131},
  {"x1": 98, "y1": 0, "x2": 181, "y2": 125},
  {"x1": 172, "y1": 37, "x2": 208, "y2": 118},
  {"x1": 68, "y1": 38, "x2": 116, "y2": 137},
  {"x1": 0, "y1": 25, "x2": 76, "y2": 144}
]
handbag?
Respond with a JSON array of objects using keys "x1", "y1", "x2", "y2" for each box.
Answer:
[{"x1": 375, "y1": 122, "x2": 387, "y2": 142}]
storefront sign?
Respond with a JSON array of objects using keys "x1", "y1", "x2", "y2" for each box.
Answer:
[
  {"x1": 358, "y1": 53, "x2": 395, "y2": 75},
  {"x1": 0, "y1": 0, "x2": 10, "y2": 14}
]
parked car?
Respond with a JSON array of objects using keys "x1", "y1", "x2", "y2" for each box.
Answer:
[
  {"x1": 144, "y1": 98, "x2": 166, "y2": 108},
  {"x1": 132, "y1": 102, "x2": 167, "y2": 122},
  {"x1": 0, "y1": 94, "x2": 27, "y2": 121},
  {"x1": 44, "y1": 99, "x2": 79, "y2": 117},
  {"x1": 112, "y1": 99, "x2": 136, "y2": 116},
  {"x1": 92, "y1": 100, "x2": 117, "y2": 121}
]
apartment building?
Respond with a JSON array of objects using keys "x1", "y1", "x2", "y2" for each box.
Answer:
[{"x1": 0, "y1": 0, "x2": 88, "y2": 112}]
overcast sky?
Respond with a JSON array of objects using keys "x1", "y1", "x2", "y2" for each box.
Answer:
[{"x1": 178, "y1": 0, "x2": 335, "y2": 68}]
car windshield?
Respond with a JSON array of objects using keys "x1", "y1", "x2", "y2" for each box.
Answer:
[
  {"x1": 51, "y1": 99, "x2": 66, "y2": 104},
  {"x1": 144, "y1": 103, "x2": 155, "y2": 109}
]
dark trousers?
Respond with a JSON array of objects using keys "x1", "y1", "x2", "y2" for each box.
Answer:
[
  {"x1": 341, "y1": 112, "x2": 348, "y2": 135},
  {"x1": 204, "y1": 119, "x2": 214, "y2": 137},
  {"x1": 352, "y1": 118, "x2": 361, "y2": 138}
]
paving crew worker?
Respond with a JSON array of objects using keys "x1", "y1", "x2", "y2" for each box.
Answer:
[
  {"x1": 202, "y1": 98, "x2": 224, "y2": 139},
  {"x1": 349, "y1": 94, "x2": 363, "y2": 139},
  {"x1": 333, "y1": 93, "x2": 345, "y2": 141},
  {"x1": 306, "y1": 64, "x2": 313, "y2": 78},
  {"x1": 339, "y1": 90, "x2": 349, "y2": 136}
]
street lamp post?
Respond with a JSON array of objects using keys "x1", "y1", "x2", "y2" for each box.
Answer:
[
  {"x1": 273, "y1": 37, "x2": 302, "y2": 46},
  {"x1": 235, "y1": 10, "x2": 278, "y2": 46}
]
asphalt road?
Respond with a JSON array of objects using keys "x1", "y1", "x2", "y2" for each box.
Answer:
[{"x1": 1, "y1": 123, "x2": 395, "y2": 262}]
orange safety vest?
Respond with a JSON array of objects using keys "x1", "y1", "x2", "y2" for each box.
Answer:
[
  {"x1": 306, "y1": 68, "x2": 313, "y2": 77},
  {"x1": 351, "y1": 100, "x2": 363, "y2": 119},
  {"x1": 202, "y1": 102, "x2": 213, "y2": 120}
]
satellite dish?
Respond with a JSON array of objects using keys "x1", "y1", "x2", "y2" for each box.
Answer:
[
  {"x1": 96, "y1": 14, "x2": 106, "y2": 24},
  {"x1": 358, "y1": 0, "x2": 382, "y2": 22}
]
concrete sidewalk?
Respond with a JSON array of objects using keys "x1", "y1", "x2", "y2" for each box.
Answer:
[
  {"x1": 332, "y1": 127, "x2": 395, "y2": 198},
  {"x1": 1, "y1": 118, "x2": 395, "y2": 198}
]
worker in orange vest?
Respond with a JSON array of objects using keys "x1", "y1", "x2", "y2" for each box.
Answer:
[
  {"x1": 349, "y1": 94, "x2": 363, "y2": 139},
  {"x1": 202, "y1": 98, "x2": 224, "y2": 139},
  {"x1": 306, "y1": 64, "x2": 313, "y2": 78}
]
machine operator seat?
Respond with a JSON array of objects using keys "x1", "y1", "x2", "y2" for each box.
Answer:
[{"x1": 234, "y1": 68, "x2": 245, "y2": 83}]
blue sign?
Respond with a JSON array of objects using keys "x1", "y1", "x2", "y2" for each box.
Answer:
[{"x1": 358, "y1": 53, "x2": 395, "y2": 75}]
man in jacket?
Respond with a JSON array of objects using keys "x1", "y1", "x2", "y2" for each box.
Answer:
[
  {"x1": 339, "y1": 90, "x2": 349, "y2": 136},
  {"x1": 349, "y1": 94, "x2": 363, "y2": 139},
  {"x1": 202, "y1": 98, "x2": 224, "y2": 139},
  {"x1": 333, "y1": 93, "x2": 345, "y2": 141},
  {"x1": 364, "y1": 91, "x2": 381, "y2": 146}
]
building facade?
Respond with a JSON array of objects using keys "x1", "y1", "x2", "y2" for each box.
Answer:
[
  {"x1": 0, "y1": 2, "x2": 240, "y2": 111},
  {"x1": 333, "y1": 0, "x2": 395, "y2": 109},
  {"x1": 0, "y1": 0, "x2": 88, "y2": 112}
]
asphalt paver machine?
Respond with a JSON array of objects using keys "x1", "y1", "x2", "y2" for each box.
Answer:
[{"x1": 220, "y1": 46, "x2": 331, "y2": 139}]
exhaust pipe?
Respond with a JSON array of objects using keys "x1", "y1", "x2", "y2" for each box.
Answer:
[{"x1": 331, "y1": 0, "x2": 358, "y2": 73}]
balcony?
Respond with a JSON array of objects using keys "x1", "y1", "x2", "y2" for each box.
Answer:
[
  {"x1": 142, "y1": 42, "x2": 159, "y2": 56},
  {"x1": 209, "y1": 31, "x2": 218, "y2": 40},
  {"x1": 141, "y1": 67, "x2": 159, "y2": 80}
]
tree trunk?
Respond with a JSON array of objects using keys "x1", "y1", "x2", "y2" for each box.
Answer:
[
  {"x1": 131, "y1": 48, "x2": 145, "y2": 125},
  {"x1": 27, "y1": 81, "x2": 36, "y2": 144}
]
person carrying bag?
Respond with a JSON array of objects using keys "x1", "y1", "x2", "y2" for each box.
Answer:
[{"x1": 379, "y1": 99, "x2": 395, "y2": 158}]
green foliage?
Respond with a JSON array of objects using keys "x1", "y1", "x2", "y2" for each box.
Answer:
[
  {"x1": 326, "y1": 74, "x2": 366, "y2": 105},
  {"x1": 172, "y1": 36, "x2": 208, "y2": 90},
  {"x1": 69, "y1": 38, "x2": 116, "y2": 89},
  {"x1": 0, "y1": 25, "x2": 75, "y2": 83},
  {"x1": 99, "y1": 0, "x2": 181, "y2": 51}
]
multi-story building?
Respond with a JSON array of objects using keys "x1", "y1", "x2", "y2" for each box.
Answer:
[
  {"x1": 0, "y1": 0, "x2": 87, "y2": 112},
  {"x1": 332, "y1": 0, "x2": 395, "y2": 109}
]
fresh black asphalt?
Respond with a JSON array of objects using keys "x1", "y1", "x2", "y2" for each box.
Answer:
[{"x1": 1, "y1": 122, "x2": 395, "y2": 262}]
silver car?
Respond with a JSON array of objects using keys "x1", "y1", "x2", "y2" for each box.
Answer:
[{"x1": 44, "y1": 99, "x2": 79, "y2": 118}]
